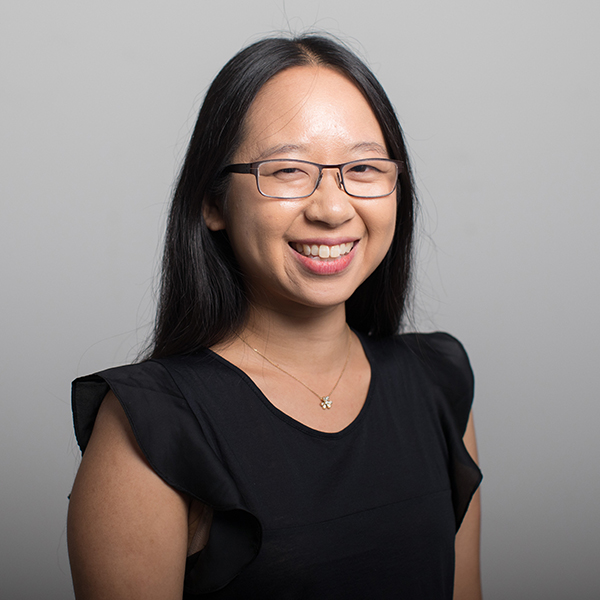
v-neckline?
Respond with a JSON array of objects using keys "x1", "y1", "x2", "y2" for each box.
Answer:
[{"x1": 204, "y1": 330, "x2": 375, "y2": 438}]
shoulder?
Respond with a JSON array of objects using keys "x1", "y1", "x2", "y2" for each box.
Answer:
[
  {"x1": 72, "y1": 355, "x2": 225, "y2": 497},
  {"x1": 361, "y1": 331, "x2": 472, "y2": 384},
  {"x1": 71, "y1": 355, "x2": 262, "y2": 592},
  {"x1": 361, "y1": 331, "x2": 474, "y2": 432},
  {"x1": 400, "y1": 332, "x2": 473, "y2": 398},
  {"x1": 72, "y1": 358, "x2": 188, "y2": 454}
]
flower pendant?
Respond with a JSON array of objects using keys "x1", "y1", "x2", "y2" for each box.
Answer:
[{"x1": 320, "y1": 396, "x2": 332, "y2": 409}]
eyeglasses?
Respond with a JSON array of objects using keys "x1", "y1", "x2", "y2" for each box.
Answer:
[{"x1": 223, "y1": 158, "x2": 402, "y2": 199}]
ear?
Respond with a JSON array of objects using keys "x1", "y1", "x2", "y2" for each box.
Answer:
[{"x1": 202, "y1": 197, "x2": 226, "y2": 231}]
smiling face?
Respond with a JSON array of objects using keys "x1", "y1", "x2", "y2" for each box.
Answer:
[{"x1": 204, "y1": 66, "x2": 397, "y2": 316}]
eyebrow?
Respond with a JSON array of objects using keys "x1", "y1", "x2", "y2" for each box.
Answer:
[
  {"x1": 255, "y1": 144, "x2": 306, "y2": 160},
  {"x1": 255, "y1": 141, "x2": 388, "y2": 161},
  {"x1": 349, "y1": 142, "x2": 388, "y2": 155}
]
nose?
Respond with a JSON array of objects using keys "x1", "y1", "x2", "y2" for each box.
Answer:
[{"x1": 304, "y1": 168, "x2": 355, "y2": 227}]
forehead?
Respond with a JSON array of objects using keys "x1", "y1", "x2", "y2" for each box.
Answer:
[{"x1": 237, "y1": 66, "x2": 386, "y2": 161}]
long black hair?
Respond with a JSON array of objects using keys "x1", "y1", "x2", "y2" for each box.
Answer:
[{"x1": 148, "y1": 35, "x2": 417, "y2": 359}]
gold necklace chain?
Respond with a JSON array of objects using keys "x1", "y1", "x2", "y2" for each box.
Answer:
[{"x1": 238, "y1": 327, "x2": 352, "y2": 410}]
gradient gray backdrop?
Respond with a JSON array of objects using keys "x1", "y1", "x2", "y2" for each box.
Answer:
[{"x1": 2, "y1": 2, "x2": 599, "y2": 598}]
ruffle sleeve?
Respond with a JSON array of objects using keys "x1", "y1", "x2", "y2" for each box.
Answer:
[
  {"x1": 71, "y1": 360, "x2": 262, "y2": 595},
  {"x1": 404, "y1": 332, "x2": 483, "y2": 530}
]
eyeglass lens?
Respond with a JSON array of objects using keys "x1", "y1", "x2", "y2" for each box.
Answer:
[{"x1": 256, "y1": 159, "x2": 398, "y2": 199}]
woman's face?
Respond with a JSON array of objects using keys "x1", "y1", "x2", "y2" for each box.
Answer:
[{"x1": 204, "y1": 66, "x2": 397, "y2": 315}]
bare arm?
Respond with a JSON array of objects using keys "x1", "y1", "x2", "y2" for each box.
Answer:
[
  {"x1": 453, "y1": 412, "x2": 482, "y2": 600},
  {"x1": 67, "y1": 392, "x2": 190, "y2": 600}
]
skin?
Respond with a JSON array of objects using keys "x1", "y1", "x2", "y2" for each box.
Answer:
[
  {"x1": 205, "y1": 65, "x2": 396, "y2": 433},
  {"x1": 67, "y1": 65, "x2": 482, "y2": 599},
  {"x1": 455, "y1": 414, "x2": 483, "y2": 600},
  {"x1": 205, "y1": 65, "x2": 397, "y2": 315},
  {"x1": 68, "y1": 392, "x2": 189, "y2": 600}
]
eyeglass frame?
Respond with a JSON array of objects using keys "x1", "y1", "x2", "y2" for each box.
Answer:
[{"x1": 222, "y1": 158, "x2": 403, "y2": 199}]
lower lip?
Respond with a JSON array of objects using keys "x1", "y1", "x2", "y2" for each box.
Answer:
[{"x1": 291, "y1": 244, "x2": 357, "y2": 275}]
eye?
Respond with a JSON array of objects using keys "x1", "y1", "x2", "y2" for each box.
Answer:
[
  {"x1": 273, "y1": 167, "x2": 306, "y2": 178},
  {"x1": 344, "y1": 161, "x2": 384, "y2": 180},
  {"x1": 348, "y1": 163, "x2": 377, "y2": 173},
  {"x1": 260, "y1": 161, "x2": 312, "y2": 181}
]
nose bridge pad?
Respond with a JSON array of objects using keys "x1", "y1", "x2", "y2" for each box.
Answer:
[
  {"x1": 314, "y1": 170, "x2": 324, "y2": 193},
  {"x1": 335, "y1": 170, "x2": 344, "y2": 191}
]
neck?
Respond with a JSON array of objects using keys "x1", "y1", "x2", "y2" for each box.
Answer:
[{"x1": 238, "y1": 303, "x2": 350, "y2": 368}]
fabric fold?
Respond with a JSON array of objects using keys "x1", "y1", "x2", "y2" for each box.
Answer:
[
  {"x1": 402, "y1": 332, "x2": 483, "y2": 529},
  {"x1": 71, "y1": 331, "x2": 481, "y2": 596},
  {"x1": 72, "y1": 361, "x2": 262, "y2": 594}
]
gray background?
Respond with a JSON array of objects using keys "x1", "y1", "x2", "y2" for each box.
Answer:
[{"x1": 2, "y1": 1, "x2": 599, "y2": 598}]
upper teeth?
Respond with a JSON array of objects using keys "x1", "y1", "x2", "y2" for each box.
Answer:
[{"x1": 293, "y1": 242, "x2": 354, "y2": 258}]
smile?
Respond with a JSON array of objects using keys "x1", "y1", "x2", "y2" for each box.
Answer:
[{"x1": 291, "y1": 242, "x2": 355, "y2": 259}]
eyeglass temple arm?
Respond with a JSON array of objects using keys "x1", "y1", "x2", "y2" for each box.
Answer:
[{"x1": 223, "y1": 163, "x2": 256, "y2": 174}]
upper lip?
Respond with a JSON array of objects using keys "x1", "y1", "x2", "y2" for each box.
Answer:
[{"x1": 289, "y1": 237, "x2": 358, "y2": 246}]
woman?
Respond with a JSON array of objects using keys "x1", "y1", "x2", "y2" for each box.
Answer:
[{"x1": 68, "y1": 35, "x2": 482, "y2": 599}]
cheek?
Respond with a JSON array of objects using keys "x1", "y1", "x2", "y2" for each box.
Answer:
[
  {"x1": 370, "y1": 200, "x2": 397, "y2": 255},
  {"x1": 223, "y1": 200, "x2": 282, "y2": 274}
]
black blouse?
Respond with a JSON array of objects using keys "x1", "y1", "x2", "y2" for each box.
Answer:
[{"x1": 72, "y1": 331, "x2": 482, "y2": 599}]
